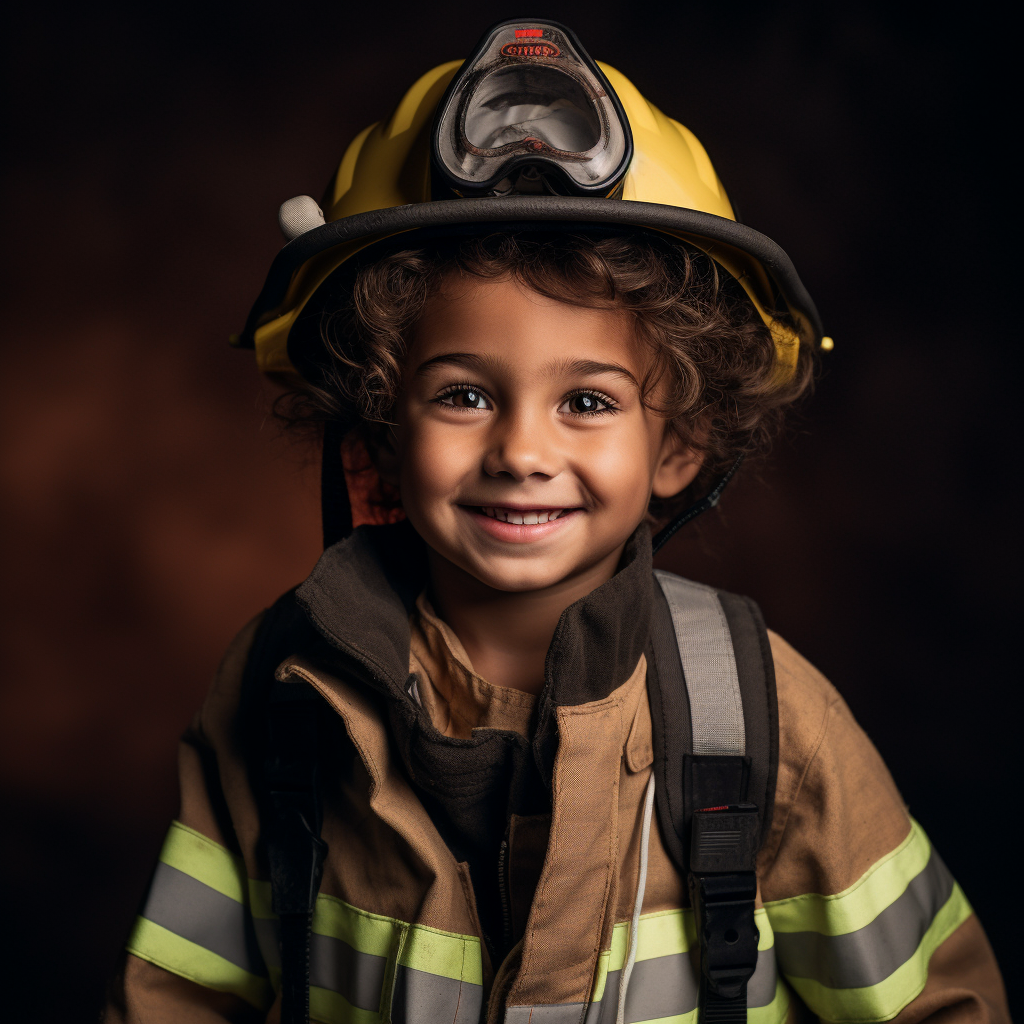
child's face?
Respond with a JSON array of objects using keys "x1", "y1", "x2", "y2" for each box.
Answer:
[{"x1": 392, "y1": 276, "x2": 701, "y2": 594}]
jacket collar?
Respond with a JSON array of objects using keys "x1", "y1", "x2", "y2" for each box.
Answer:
[{"x1": 294, "y1": 519, "x2": 653, "y2": 715}]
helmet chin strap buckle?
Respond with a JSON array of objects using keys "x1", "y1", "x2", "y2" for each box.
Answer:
[{"x1": 652, "y1": 455, "x2": 745, "y2": 555}]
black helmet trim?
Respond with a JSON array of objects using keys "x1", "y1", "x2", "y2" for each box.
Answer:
[
  {"x1": 237, "y1": 197, "x2": 823, "y2": 354},
  {"x1": 430, "y1": 20, "x2": 633, "y2": 199}
]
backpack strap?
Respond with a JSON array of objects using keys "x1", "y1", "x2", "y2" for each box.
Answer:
[
  {"x1": 240, "y1": 593, "x2": 328, "y2": 1024},
  {"x1": 650, "y1": 570, "x2": 779, "y2": 1023}
]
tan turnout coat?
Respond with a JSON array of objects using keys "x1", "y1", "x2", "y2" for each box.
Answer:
[{"x1": 105, "y1": 525, "x2": 1009, "y2": 1024}]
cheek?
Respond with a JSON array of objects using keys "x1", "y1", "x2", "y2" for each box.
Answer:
[
  {"x1": 396, "y1": 417, "x2": 476, "y2": 509},
  {"x1": 576, "y1": 421, "x2": 660, "y2": 508}
]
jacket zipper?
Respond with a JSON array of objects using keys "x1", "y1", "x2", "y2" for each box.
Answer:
[{"x1": 497, "y1": 837, "x2": 512, "y2": 954}]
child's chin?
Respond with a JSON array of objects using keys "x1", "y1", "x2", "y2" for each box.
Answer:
[
  {"x1": 458, "y1": 555, "x2": 574, "y2": 594},
  {"x1": 466, "y1": 551, "x2": 604, "y2": 595}
]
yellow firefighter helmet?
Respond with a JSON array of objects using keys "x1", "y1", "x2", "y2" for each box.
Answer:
[{"x1": 235, "y1": 19, "x2": 825, "y2": 383}]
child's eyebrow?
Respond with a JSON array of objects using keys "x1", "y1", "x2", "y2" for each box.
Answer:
[
  {"x1": 415, "y1": 353, "x2": 640, "y2": 390},
  {"x1": 415, "y1": 352, "x2": 501, "y2": 376},
  {"x1": 556, "y1": 358, "x2": 641, "y2": 390}
]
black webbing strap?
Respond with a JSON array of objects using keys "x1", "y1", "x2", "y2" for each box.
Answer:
[
  {"x1": 264, "y1": 679, "x2": 328, "y2": 1024},
  {"x1": 651, "y1": 455, "x2": 744, "y2": 555},
  {"x1": 321, "y1": 419, "x2": 353, "y2": 550},
  {"x1": 648, "y1": 571, "x2": 777, "y2": 1023}
]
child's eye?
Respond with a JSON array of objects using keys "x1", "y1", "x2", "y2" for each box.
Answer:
[
  {"x1": 437, "y1": 386, "x2": 492, "y2": 410},
  {"x1": 559, "y1": 391, "x2": 615, "y2": 416}
]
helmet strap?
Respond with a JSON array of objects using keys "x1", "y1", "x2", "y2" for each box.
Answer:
[
  {"x1": 321, "y1": 420, "x2": 353, "y2": 549},
  {"x1": 651, "y1": 455, "x2": 744, "y2": 555}
]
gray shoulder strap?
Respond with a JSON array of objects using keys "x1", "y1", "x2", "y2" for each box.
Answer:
[
  {"x1": 649, "y1": 568, "x2": 778, "y2": 857},
  {"x1": 653, "y1": 569, "x2": 745, "y2": 757}
]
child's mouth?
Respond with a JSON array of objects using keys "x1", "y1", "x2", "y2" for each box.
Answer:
[
  {"x1": 477, "y1": 506, "x2": 575, "y2": 525},
  {"x1": 459, "y1": 504, "x2": 582, "y2": 541}
]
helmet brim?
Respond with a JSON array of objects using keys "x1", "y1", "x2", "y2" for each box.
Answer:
[{"x1": 237, "y1": 196, "x2": 822, "y2": 360}]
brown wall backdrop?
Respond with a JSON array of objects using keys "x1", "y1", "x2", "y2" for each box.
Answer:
[{"x1": 2, "y1": 2, "x2": 1017, "y2": 1019}]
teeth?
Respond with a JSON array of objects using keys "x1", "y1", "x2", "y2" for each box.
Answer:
[{"x1": 482, "y1": 507, "x2": 567, "y2": 524}]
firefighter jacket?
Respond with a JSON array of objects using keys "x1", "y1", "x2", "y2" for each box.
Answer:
[{"x1": 104, "y1": 523, "x2": 1009, "y2": 1024}]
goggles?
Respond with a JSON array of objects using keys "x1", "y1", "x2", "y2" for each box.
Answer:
[{"x1": 431, "y1": 20, "x2": 633, "y2": 198}]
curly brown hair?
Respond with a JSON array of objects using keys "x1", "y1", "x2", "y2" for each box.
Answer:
[{"x1": 276, "y1": 231, "x2": 815, "y2": 520}]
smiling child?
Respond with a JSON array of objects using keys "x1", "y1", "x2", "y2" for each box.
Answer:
[{"x1": 105, "y1": 19, "x2": 1007, "y2": 1024}]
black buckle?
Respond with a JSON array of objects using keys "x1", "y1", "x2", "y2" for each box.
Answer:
[
  {"x1": 690, "y1": 803, "x2": 759, "y2": 874},
  {"x1": 691, "y1": 805, "x2": 760, "y2": 1001},
  {"x1": 694, "y1": 872, "x2": 759, "y2": 998}
]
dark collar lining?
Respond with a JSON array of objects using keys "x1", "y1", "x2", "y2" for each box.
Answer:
[{"x1": 295, "y1": 519, "x2": 653, "y2": 717}]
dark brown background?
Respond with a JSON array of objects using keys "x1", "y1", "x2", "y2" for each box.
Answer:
[{"x1": 2, "y1": 1, "x2": 1018, "y2": 1019}]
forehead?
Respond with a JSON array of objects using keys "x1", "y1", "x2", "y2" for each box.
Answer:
[{"x1": 407, "y1": 275, "x2": 643, "y2": 376}]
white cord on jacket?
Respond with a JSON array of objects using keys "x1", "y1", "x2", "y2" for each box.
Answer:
[{"x1": 616, "y1": 774, "x2": 656, "y2": 1024}]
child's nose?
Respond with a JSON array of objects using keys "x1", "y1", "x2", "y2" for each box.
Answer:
[{"x1": 482, "y1": 412, "x2": 560, "y2": 482}]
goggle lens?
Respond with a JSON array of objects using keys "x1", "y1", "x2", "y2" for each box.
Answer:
[{"x1": 432, "y1": 21, "x2": 632, "y2": 197}]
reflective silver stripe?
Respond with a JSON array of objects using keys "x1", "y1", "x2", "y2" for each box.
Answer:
[
  {"x1": 140, "y1": 861, "x2": 266, "y2": 976},
  {"x1": 774, "y1": 847, "x2": 956, "y2": 989},
  {"x1": 591, "y1": 952, "x2": 697, "y2": 1022},
  {"x1": 392, "y1": 964, "x2": 484, "y2": 1023},
  {"x1": 252, "y1": 916, "x2": 482, "y2": 1020},
  {"x1": 310, "y1": 932, "x2": 388, "y2": 1011},
  {"x1": 506, "y1": 1005, "x2": 585, "y2": 1023},
  {"x1": 747, "y1": 943, "x2": 779, "y2": 1008},
  {"x1": 505, "y1": 946, "x2": 777, "y2": 1023},
  {"x1": 653, "y1": 570, "x2": 745, "y2": 756}
]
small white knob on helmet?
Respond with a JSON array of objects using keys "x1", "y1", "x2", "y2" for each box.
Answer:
[{"x1": 278, "y1": 195, "x2": 325, "y2": 241}]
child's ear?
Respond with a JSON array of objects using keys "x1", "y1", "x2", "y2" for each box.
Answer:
[{"x1": 651, "y1": 428, "x2": 704, "y2": 498}]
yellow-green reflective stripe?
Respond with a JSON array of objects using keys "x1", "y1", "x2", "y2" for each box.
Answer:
[
  {"x1": 249, "y1": 878, "x2": 274, "y2": 919},
  {"x1": 159, "y1": 820, "x2": 248, "y2": 903},
  {"x1": 606, "y1": 908, "x2": 697, "y2": 977},
  {"x1": 591, "y1": 907, "x2": 771, "y2": 1001},
  {"x1": 314, "y1": 892, "x2": 482, "y2": 984},
  {"x1": 592, "y1": 911, "x2": 696, "y2": 1002},
  {"x1": 399, "y1": 923, "x2": 481, "y2": 984},
  {"x1": 626, "y1": 1015, "x2": 694, "y2": 1024},
  {"x1": 509, "y1": 972, "x2": 790, "y2": 1024},
  {"x1": 134, "y1": 824, "x2": 269, "y2": 991},
  {"x1": 252, "y1": 879, "x2": 483, "y2": 986},
  {"x1": 313, "y1": 893, "x2": 397, "y2": 957},
  {"x1": 127, "y1": 916, "x2": 272, "y2": 1009},
  {"x1": 152, "y1": 828, "x2": 482, "y2": 1014},
  {"x1": 786, "y1": 884, "x2": 972, "y2": 1022},
  {"x1": 584, "y1": 908, "x2": 781, "y2": 1022},
  {"x1": 765, "y1": 820, "x2": 930, "y2": 936}
]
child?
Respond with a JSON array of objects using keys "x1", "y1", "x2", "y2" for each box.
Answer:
[{"x1": 104, "y1": 19, "x2": 1008, "y2": 1024}]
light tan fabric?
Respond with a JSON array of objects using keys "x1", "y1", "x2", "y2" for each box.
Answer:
[
  {"x1": 106, "y1": 620, "x2": 1009, "y2": 1024},
  {"x1": 105, "y1": 954, "x2": 268, "y2": 1024},
  {"x1": 408, "y1": 593, "x2": 537, "y2": 738},
  {"x1": 757, "y1": 631, "x2": 914, "y2": 899},
  {"x1": 282, "y1": 655, "x2": 480, "y2": 935},
  {"x1": 510, "y1": 655, "x2": 648, "y2": 1008},
  {"x1": 894, "y1": 915, "x2": 1009, "y2": 1024}
]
